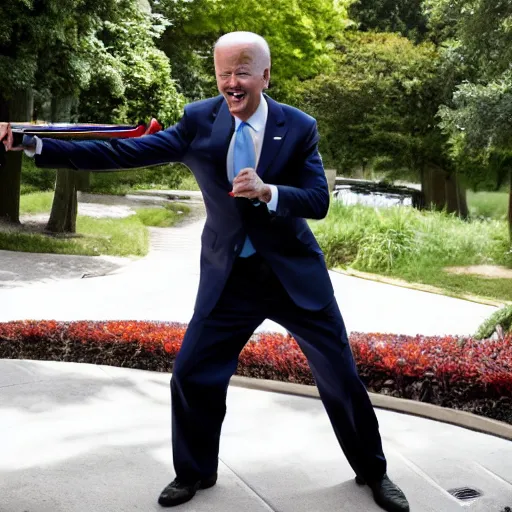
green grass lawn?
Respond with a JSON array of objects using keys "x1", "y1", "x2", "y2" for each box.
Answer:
[
  {"x1": 135, "y1": 203, "x2": 190, "y2": 227},
  {"x1": 0, "y1": 216, "x2": 149, "y2": 256},
  {"x1": 20, "y1": 191, "x2": 55, "y2": 214},
  {"x1": 467, "y1": 190, "x2": 508, "y2": 220},
  {"x1": 0, "y1": 192, "x2": 190, "y2": 257},
  {"x1": 311, "y1": 202, "x2": 512, "y2": 303}
]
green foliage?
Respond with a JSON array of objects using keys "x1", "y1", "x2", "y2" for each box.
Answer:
[
  {"x1": 21, "y1": 158, "x2": 195, "y2": 197},
  {"x1": 354, "y1": 227, "x2": 417, "y2": 271},
  {"x1": 152, "y1": 0, "x2": 352, "y2": 102},
  {"x1": 475, "y1": 304, "x2": 512, "y2": 340},
  {"x1": 78, "y1": 2, "x2": 184, "y2": 125},
  {"x1": 19, "y1": 191, "x2": 54, "y2": 214},
  {"x1": 135, "y1": 203, "x2": 190, "y2": 227},
  {"x1": 0, "y1": 0, "x2": 183, "y2": 129},
  {"x1": 438, "y1": 74, "x2": 512, "y2": 149},
  {"x1": 21, "y1": 156, "x2": 55, "y2": 192},
  {"x1": 349, "y1": 0, "x2": 428, "y2": 42},
  {"x1": 0, "y1": 215, "x2": 149, "y2": 256},
  {"x1": 87, "y1": 163, "x2": 191, "y2": 195},
  {"x1": 428, "y1": 0, "x2": 512, "y2": 237},
  {"x1": 298, "y1": 32, "x2": 447, "y2": 175},
  {"x1": 425, "y1": 0, "x2": 512, "y2": 77},
  {"x1": 0, "y1": 0, "x2": 107, "y2": 95},
  {"x1": 20, "y1": 184, "x2": 42, "y2": 195},
  {"x1": 468, "y1": 191, "x2": 509, "y2": 221},
  {"x1": 176, "y1": 173, "x2": 200, "y2": 191},
  {"x1": 311, "y1": 203, "x2": 512, "y2": 300}
]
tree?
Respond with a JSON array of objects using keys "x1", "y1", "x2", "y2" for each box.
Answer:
[
  {"x1": 0, "y1": 0, "x2": 66, "y2": 222},
  {"x1": 45, "y1": 96, "x2": 80, "y2": 233},
  {"x1": 0, "y1": 0, "x2": 118, "y2": 224},
  {"x1": 0, "y1": 0, "x2": 184, "y2": 233},
  {"x1": 299, "y1": 31, "x2": 468, "y2": 216},
  {"x1": 78, "y1": 1, "x2": 184, "y2": 126},
  {"x1": 438, "y1": 77, "x2": 512, "y2": 239},
  {"x1": 0, "y1": 90, "x2": 33, "y2": 224},
  {"x1": 428, "y1": 0, "x2": 512, "y2": 238},
  {"x1": 348, "y1": 0, "x2": 429, "y2": 42},
  {"x1": 151, "y1": 0, "x2": 352, "y2": 102}
]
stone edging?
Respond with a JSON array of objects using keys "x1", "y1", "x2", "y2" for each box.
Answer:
[
  {"x1": 331, "y1": 268, "x2": 508, "y2": 308},
  {"x1": 229, "y1": 375, "x2": 512, "y2": 441}
]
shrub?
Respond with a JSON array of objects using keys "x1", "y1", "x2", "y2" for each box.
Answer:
[
  {"x1": 311, "y1": 202, "x2": 510, "y2": 271},
  {"x1": 87, "y1": 163, "x2": 192, "y2": 195},
  {"x1": 0, "y1": 320, "x2": 511, "y2": 423},
  {"x1": 21, "y1": 155, "x2": 56, "y2": 192},
  {"x1": 475, "y1": 304, "x2": 512, "y2": 340}
]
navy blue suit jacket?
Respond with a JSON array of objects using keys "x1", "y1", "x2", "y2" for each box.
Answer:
[{"x1": 35, "y1": 94, "x2": 335, "y2": 315}]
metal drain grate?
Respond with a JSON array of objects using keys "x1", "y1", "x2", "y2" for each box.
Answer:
[{"x1": 448, "y1": 487, "x2": 483, "y2": 501}]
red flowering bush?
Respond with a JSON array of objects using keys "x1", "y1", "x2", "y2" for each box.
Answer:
[{"x1": 0, "y1": 320, "x2": 511, "y2": 424}]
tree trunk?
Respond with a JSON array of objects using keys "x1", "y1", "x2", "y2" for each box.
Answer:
[
  {"x1": 420, "y1": 164, "x2": 468, "y2": 218},
  {"x1": 46, "y1": 169, "x2": 78, "y2": 233},
  {"x1": 445, "y1": 172, "x2": 469, "y2": 219},
  {"x1": 46, "y1": 96, "x2": 79, "y2": 233},
  {"x1": 509, "y1": 170, "x2": 512, "y2": 244},
  {"x1": 0, "y1": 90, "x2": 33, "y2": 224}
]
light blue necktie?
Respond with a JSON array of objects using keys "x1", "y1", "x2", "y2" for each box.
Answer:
[{"x1": 234, "y1": 122, "x2": 257, "y2": 257}]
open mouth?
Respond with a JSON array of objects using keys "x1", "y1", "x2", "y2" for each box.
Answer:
[{"x1": 227, "y1": 91, "x2": 246, "y2": 102}]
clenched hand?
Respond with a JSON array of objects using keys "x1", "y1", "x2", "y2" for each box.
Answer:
[
  {"x1": 232, "y1": 168, "x2": 271, "y2": 203},
  {"x1": 0, "y1": 123, "x2": 14, "y2": 151}
]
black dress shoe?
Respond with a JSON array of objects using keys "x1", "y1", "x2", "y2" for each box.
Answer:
[
  {"x1": 355, "y1": 474, "x2": 409, "y2": 512},
  {"x1": 158, "y1": 473, "x2": 217, "y2": 507}
]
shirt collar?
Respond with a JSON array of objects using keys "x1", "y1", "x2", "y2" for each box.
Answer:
[{"x1": 233, "y1": 93, "x2": 268, "y2": 132}]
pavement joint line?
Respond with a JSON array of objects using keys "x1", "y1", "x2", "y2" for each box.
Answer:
[
  {"x1": 219, "y1": 458, "x2": 278, "y2": 512},
  {"x1": 0, "y1": 378, "x2": 48, "y2": 390},
  {"x1": 389, "y1": 448, "x2": 461, "y2": 505},
  {"x1": 474, "y1": 463, "x2": 512, "y2": 488}
]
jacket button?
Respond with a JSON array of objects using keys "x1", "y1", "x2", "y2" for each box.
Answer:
[{"x1": 234, "y1": 244, "x2": 238, "y2": 252}]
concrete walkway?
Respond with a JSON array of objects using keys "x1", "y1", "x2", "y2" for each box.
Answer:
[
  {"x1": 0, "y1": 214, "x2": 497, "y2": 336},
  {"x1": 0, "y1": 249, "x2": 132, "y2": 289},
  {"x1": 1, "y1": 359, "x2": 511, "y2": 512}
]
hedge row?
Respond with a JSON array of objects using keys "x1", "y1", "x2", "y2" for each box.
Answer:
[{"x1": 1, "y1": 320, "x2": 511, "y2": 424}]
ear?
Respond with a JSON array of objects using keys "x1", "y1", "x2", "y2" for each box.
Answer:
[{"x1": 263, "y1": 68, "x2": 270, "y2": 89}]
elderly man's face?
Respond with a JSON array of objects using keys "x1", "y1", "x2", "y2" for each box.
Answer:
[{"x1": 214, "y1": 43, "x2": 270, "y2": 121}]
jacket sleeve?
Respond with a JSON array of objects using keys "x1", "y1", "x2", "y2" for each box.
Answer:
[
  {"x1": 34, "y1": 110, "x2": 193, "y2": 172},
  {"x1": 274, "y1": 120, "x2": 330, "y2": 220}
]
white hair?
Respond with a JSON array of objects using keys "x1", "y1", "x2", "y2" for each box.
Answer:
[{"x1": 214, "y1": 31, "x2": 271, "y2": 67}]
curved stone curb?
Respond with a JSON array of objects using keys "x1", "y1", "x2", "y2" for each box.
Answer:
[
  {"x1": 230, "y1": 375, "x2": 512, "y2": 441},
  {"x1": 331, "y1": 268, "x2": 508, "y2": 308}
]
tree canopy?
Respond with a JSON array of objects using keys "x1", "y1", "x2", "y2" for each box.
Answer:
[
  {"x1": 151, "y1": 0, "x2": 352, "y2": 101},
  {"x1": 348, "y1": 0, "x2": 428, "y2": 42},
  {"x1": 299, "y1": 31, "x2": 445, "y2": 176}
]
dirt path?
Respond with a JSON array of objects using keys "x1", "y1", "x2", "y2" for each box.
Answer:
[{"x1": 444, "y1": 265, "x2": 512, "y2": 279}]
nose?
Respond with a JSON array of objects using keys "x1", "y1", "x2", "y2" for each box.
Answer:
[{"x1": 227, "y1": 73, "x2": 238, "y2": 88}]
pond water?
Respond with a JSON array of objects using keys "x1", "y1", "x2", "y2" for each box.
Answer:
[{"x1": 332, "y1": 180, "x2": 423, "y2": 209}]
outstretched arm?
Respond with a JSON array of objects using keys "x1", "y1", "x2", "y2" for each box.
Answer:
[{"x1": 33, "y1": 113, "x2": 193, "y2": 172}]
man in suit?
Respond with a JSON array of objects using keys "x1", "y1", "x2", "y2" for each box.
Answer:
[{"x1": 1, "y1": 31, "x2": 409, "y2": 512}]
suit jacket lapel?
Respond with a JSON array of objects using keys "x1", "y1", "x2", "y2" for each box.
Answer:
[
  {"x1": 209, "y1": 98, "x2": 235, "y2": 175},
  {"x1": 256, "y1": 95, "x2": 288, "y2": 179}
]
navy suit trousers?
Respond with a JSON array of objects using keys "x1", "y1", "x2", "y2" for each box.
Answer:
[{"x1": 170, "y1": 254, "x2": 387, "y2": 484}]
